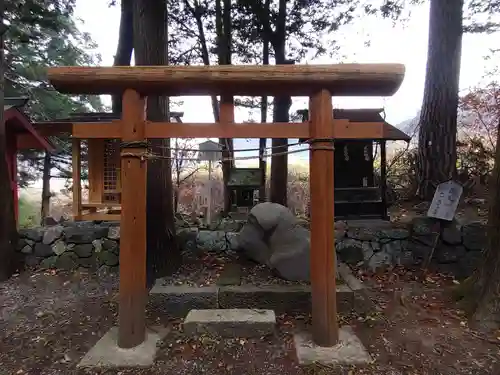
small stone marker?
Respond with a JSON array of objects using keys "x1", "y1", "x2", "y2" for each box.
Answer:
[{"x1": 183, "y1": 308, "x2": 276, "y2": 338}]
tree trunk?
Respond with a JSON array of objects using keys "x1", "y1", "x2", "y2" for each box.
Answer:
[
  {"x1": 174, "y1": 139, "x2": 180, "y2": 213},
  {"x1": 416, "y1": 0, "x2": 463, "y2": 200},
  {"x1": 259, "y1": 0, "x2": 270, "y2": 202},
  {"x1": 0, "y1": 5, "x2": 19, "y2": 281},
  {"x1": 269, "y1": 0, "x2": 290, "y2": 206},
  {"x1": 186, "y1": 0, "x2": 219, "y2": 122},
  {"x1": 187, "y1": 0, "x2": 234, "y2": 213},
  {"x1": 112, "y1": 0, "x2": 134, "y2": 114},
  {"x1": 470, "y1": 118, "x2": 500, "y2": 332},
  {"x1": 133, "y1": 0, "x2": 180, "y2": 287},
  {"x1": 269, "y1": 54, "x2": 292, "y2": 207},
  {"x1": 218, "y1": 0, "x2": 234, "y2": 214},
  {"x1": 40, "y1": 152, "x2": 51, "y2": 224}
]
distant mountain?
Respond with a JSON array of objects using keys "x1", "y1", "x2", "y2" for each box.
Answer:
[
  {"x1": 393, "y1": 105, "x2": 481, "y2": 149},
  {"x1": 396, "y1": 111, "x2": 420, "y2": 140}
]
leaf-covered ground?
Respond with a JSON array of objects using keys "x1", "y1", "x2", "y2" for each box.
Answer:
[{"x1": 1, "y1": 266, "x2": 499, "y2": 375}]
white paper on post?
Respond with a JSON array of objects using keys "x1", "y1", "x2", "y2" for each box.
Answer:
[{"x1": 427, "y1": 180, "x2": 463, "y2": 221}]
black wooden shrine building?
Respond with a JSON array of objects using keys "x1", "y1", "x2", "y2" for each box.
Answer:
[{"x1": 298, "y1": 108, "x2": 410, "y2": 220}]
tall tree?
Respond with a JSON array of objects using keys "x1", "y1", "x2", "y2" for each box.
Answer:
[
  {"x1": 0, "y1": 0, "x2": 18, "y2": 280},
  {"x1": 112, "y1": 0, "x2": 133, "y2": 114},
  {"x1": 259, "y1": 0, "x2": 271, "y2": 202},
  {"x1": 236, "y1": 0, "x2": 384, "y2": 205},
  {"x1": 416, "y1": 0, "x2": 464, "y2": 200},
  {"x1": 173, "y1": 0, "x2": 235, "y2": 213},
  {"x1": 5, "y1": 0, "x2": 103, "y2": 222},
  {"x1": 133, "y1": 0, "x2": 180, "y2": 286},
  {"x1": 269, "y1": 0, "x2": 291, "y2": 206},
  {"x1": 216, "y1": 0, "x2": 235, "y2": 213},
  {"x1": 468, "y1": 115, "x2": 500, "y2": 331}
]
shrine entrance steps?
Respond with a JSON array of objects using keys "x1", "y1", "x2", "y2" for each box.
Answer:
[
  {"x1": 148, "y1": 261, "x2": 372, "y2": 318},
  {"x1": 148, "y1": 283, "x2": 356, "y2": 318},
  {"x1": 179, "y1": 308, "x2": 371, "y2": 365}
]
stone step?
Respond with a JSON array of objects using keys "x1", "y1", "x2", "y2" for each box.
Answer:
[
  {"x1": 149, "y1": 283, "x2": 355, "y2": 317},
  {"x1": 183, "y1": 308, "x2": 276, "y2": 338},
  {"x1": 216, "y1": 263, "x2": 242, "y2": 286}
]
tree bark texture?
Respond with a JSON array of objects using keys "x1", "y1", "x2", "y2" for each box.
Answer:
[
  {"x1": 269, "y1": 0, "x2": 291, "y2": 206},
  {"x1": 0, "y1": 3, "x2": 19, "y2": 281},
  {"x1": 40, "y1": 152, "x2": 51, "y2": 224},
  {"x1": 269, "y1": 56, "x2": 292, "y2": 206},
  {"x1": 112, "y1": 0, "x2": 134, "y2": 114},
  {"x1": 133, "y1": 0, "x2": 180, "y2": 287},
  {"x1": 259, "y1": 0, "x2": 270, "y2": 202},
  {"x1": 471, "y1": 118, "x2": 500, "y2": 332},
  {"x1": 417, "y1": 0, "x2": 463, "y2": 200},
  {"x1": 217, "y1": 0, "x2": 234, "y2": 214}
]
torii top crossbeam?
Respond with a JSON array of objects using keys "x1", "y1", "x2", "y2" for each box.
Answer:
[{"x1": 47, "y1": 64, "x2": 405, "y2": 96}]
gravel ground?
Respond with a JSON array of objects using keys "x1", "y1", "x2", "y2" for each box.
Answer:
[{"x1": 1, "y1": 266, "x2": 499, "y2": 375}]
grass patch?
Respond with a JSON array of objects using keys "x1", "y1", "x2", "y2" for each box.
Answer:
[{"x1": 18, "y1": 195, "x2": 40, "y2": 228}]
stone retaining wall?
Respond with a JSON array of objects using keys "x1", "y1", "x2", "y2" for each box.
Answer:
[
  {"x1": 17, "y1": 222, "x2": 121, "y2": 270},
  {"x1": 335, "y1": 218, "x2": 485, "y2": 280},
  {"x1": 16, "y1": 217, "x2": 486, "y2": 280}
]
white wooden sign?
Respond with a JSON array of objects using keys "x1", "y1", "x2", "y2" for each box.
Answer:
[
  {"x1": 198, "y1": 140, "x2": 222, "y2": 162},
  {"x1": 427, "y1": 180, "x2": 463, "y2": 221}
]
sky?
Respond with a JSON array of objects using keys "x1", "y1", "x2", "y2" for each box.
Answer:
[
  {"x1": 27, "y1": 0, "x2": 498, "y2": 193},
  {"x1": 73, "y1": 1, "x2": 498, "y2": 122}
]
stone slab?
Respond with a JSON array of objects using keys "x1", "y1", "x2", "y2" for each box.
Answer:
[
  {"x1": 148, "y1": 282, "x2": 355, "y2": 316},
  {"x1": 77, "y1": 326, "x2": 169, "y2": 368},
  {"x1": 149, "y1": 283, "x2": 218, "y2": 317},
  {"x1": 183, "y1": 308, "x2": 276, "y2": 338},
  {"x1": 294, "y1": 326, "x2": 371, "y2": 365},
  {"x1": 216, "y1": 263, "x2": 242, "y2": 286},
  {"x1": 345, "y1": 219, "x2": 394, "y2": 230},
  {"x1": 337, "y1": 262, "x2": 377, "y2": 314},
  {"x1": 218, "y1": 284, "x2": 353, "y2": 313},
  {"x1": 337, "y1": 262, "x2": 363, "y2": 291}
]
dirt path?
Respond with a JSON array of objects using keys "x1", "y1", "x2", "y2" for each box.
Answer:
[{"x1": 1, "y1": 267, "x2": 499, "y2": 375}]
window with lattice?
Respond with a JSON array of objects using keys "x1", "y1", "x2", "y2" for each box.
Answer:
[{"x1": 103, "y1": 139, "x2": 121, "y2": 203}]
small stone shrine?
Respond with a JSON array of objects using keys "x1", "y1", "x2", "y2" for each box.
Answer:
[{"x1": 228, "y1": 168, "x2": 262, "y2": 215}]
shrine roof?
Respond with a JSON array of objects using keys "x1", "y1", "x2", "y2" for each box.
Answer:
[
  {"x1": 32, "y1": 111, "x2": 184, "y2": 134},
  {"x1": 297, "y1": 108, "x2": 411, "y2": 142},
  {"x1": 4, "y1": 97, "x2": 54, "y2": 151}
]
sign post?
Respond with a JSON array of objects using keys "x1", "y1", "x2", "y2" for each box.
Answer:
[
  {"x1": 198, "y1": 140, "x2": 222, "y2": 226},
  {"x1": 427, "y1": 180, "x2": 463, "y2": 221},
  {"x1": 422, "y1": 180, "x2": 464, "y2": 273}
]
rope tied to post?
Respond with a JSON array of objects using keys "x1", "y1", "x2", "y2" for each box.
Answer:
[
  {"x1": 306, "y1": 138, "x2": 335, "y2": 152},
  {"x1": 120, "y1": 140, "x2": 151, "y2": 162},
  {"x1": 117, "y1": 137, "x2": 337, "y2": 162}
]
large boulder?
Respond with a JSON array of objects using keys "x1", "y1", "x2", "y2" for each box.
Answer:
[{"x1": 237, "y1": 202, "x2": 337, "y2": 282}]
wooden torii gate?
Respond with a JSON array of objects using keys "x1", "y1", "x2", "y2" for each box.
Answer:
[{"x1": 47, "y1": 64, "x2": 405, "y2": 349}]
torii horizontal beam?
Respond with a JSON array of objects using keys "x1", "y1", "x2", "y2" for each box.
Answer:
[
  {"x1": 69, "y1": 120, "x2": 387, "y2": 140},
  {"x1": 47, "y1": 64, "x2": 405, "y2": 97}
]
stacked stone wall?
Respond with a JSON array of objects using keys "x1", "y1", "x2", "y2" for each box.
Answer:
[{"x1": 17, "y1": 217, "x2": 485, "y2": 280}]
